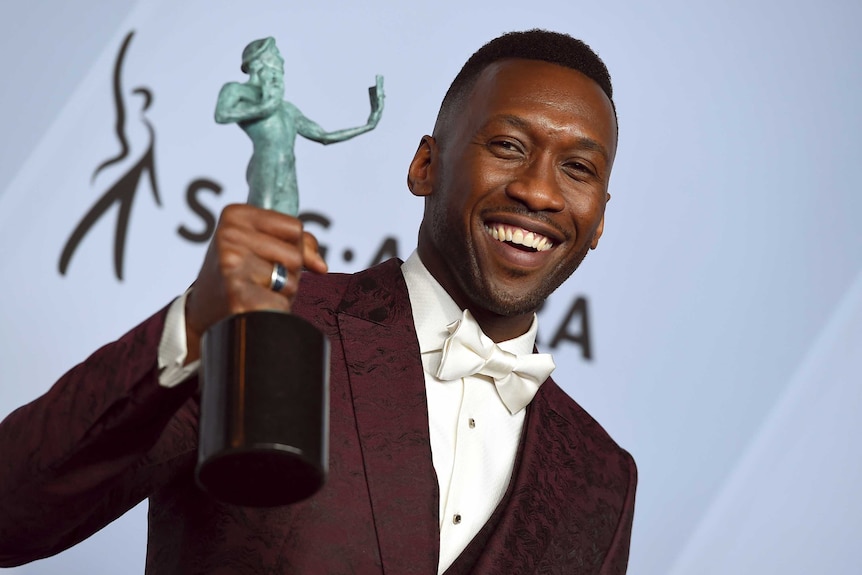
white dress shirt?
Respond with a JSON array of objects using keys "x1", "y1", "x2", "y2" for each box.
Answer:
[{"x1": 401, "y1": 252, "x2": 546, "y2": 573}]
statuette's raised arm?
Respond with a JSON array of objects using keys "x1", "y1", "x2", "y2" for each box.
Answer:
[{"x1": 296, "y1": 75, "x2": 385, "y2": 145}]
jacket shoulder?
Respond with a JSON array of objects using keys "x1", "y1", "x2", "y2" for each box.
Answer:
[
  {"x1": 292, "y1": 258, "x2": 406, "y2": 330},
  {"x1": 536, "y1": 378, "x2": 636, "y2": 474}
]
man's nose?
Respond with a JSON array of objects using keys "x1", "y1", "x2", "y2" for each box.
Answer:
[{"x1": 504, "y1": 156, "x2": 566, "y2": 213}]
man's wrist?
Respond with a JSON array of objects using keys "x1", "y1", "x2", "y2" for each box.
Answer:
[{"x1": 158, "y1": 291, "x2": 200, "y2": 388}]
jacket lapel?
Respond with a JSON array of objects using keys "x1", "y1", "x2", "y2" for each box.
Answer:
[
  {"x1": 468, "y1": 380, "x2": 634, "y2": 575},
  {"x1": 335, "y1": 259, "x2": 440, "y2": 575},
  {"x1": 465, "y1": 380, "x2": 596, "y2": 573}
]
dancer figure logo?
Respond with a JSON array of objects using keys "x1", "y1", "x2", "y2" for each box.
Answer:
[{"x1": 58, "y1": 30, "x2": 161, "y2": 281}]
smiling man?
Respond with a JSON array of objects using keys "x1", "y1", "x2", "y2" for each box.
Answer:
[
  {"x1": 0, "y1": 30, "x2": 635, "y2": 575},
  {"x1": 411, "y1": 56, "x2": 616, "y2": 341}
]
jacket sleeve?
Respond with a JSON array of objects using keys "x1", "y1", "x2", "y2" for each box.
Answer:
[
  {"x1": 0, "y1": 305, "x2": 200, "y2": 566},
  {"x1": 599, "y1": 450, "x2": 638, "y2": 575}
]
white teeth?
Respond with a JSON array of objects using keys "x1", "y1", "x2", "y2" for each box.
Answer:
[
  {"x1": 513, "y1": 229, "x2": 524, "y2": 244},
  {"x1": 484, "y1": 223, "x2": 553, "y2": 252}
]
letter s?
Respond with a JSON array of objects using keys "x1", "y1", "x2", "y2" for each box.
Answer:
[{"x1": 178, "y1": 178, "x2": 222, "y2": 243}]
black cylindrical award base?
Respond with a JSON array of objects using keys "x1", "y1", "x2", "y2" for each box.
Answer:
[{"x1": 196, "y1": 311, "x2": 329, "y2": 507}]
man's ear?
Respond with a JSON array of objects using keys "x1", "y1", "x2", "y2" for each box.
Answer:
[
  {"x1": 590, "y1": 193, "x2": 611, "y2": 250},
  {"x1": 407, "y1": 135, "x2": 437, "y2": 197}
]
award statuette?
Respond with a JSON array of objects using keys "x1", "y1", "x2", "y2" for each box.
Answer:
[{"x1": 196, "y1": 37, "x2": 384, "y2": 507}]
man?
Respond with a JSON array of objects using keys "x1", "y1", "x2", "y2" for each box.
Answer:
[
  {"x1": 215, "y1": 36, "x2": 385, "y2": 215},
  {"x1": 0, "y1": 30, "x2": 635, "y2": 574}
]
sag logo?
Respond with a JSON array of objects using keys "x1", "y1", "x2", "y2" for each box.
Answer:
[
  {"x1": 59, "y1": 30, "x2": 161, "y2": 281},
  {"x1": 57, "y1": 31, "x2": 595, "y2": 359},
  {"x1": 58, "y1": 30, "x2": 224, "y2": 281}
]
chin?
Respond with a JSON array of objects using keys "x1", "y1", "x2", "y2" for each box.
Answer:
[
  {"x1": 475, "y1": 251, "x2": 588, "y2": 317},
  {"x1": 467, "y1": 275, "x2": 550, "y2": 317}
]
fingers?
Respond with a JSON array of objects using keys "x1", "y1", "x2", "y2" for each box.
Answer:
[
  {"x1": 212, "y1": 210, "x2": 302, "y2": 292},
  {"x1": 185, "y1": 204, "x2": 327, "y2": 357},
  {"x1": 302, "y1": 232, "x2": 328, "y2": 274}
]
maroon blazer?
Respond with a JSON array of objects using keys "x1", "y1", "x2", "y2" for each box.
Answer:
[{"x1": 0, "y1": 259, "x2": 636, "y2": 574}]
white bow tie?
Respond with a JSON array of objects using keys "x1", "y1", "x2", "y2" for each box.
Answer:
[{"x1": 435, "y1": 309, "x2": 555, "y2": 414}]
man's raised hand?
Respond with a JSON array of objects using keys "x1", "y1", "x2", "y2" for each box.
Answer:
[{"x1": 183, "y1": 204, "x2": 327, "y2": 363}]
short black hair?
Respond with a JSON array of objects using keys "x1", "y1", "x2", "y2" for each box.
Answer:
[{"x1": 435, "y1": 29, "x2": 616, "y2": 134}]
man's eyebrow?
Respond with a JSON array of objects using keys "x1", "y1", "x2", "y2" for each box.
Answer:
[
  {"x1": 573, "y1": 137, "x2": 610, "y2": 162},
  {"x1": 495, "y1": 114, "x2": 531, "y2": 131},
  {"x1": 491, "y1": 114, "x2": 610, "y2": 161}
]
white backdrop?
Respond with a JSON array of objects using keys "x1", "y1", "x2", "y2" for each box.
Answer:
[{"x1": 1, "y1": 1, "x2": 860, "y2": 573}]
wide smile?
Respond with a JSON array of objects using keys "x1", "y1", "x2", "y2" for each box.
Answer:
[
  {"x1": 483, "y1": 222, "x2": 554, "y2": 252},
  {"x1": 478, "y1": 213, "x2": 568, "y2": 272}
]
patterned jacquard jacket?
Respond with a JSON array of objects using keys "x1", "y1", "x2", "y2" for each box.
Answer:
[{"x1": 0, "y1": 258, "x2": 636, "y2": 574}]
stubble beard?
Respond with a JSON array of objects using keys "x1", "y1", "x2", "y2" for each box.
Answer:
[{"x1": 430, "y1": 208, "x2": 589, "y2": 318}]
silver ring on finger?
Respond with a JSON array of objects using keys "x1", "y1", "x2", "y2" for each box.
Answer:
[{"x1": 270, "y1": 262, "x2": 287, "y2": 292}]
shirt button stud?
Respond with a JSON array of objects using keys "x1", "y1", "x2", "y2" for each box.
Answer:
[
  {"x1": 468, "y1": 418, "x2": 476, "y2": 428},
  {"x1": 453, "y1": 514, "x2": 462, "y2": 525}
]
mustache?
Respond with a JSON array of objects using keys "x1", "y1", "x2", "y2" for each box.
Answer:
[{"x1": 479, "y1": 205, "x2": 570, "y2": 241}]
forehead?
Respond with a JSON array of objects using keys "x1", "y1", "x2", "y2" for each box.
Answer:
[{"x1": 462, "y1": 59, "x2": 617, "y2": 155}]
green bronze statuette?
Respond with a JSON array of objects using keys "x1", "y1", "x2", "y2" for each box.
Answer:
[
  {"x1": 199, "y1": 37, "x2": 385, "y2": 507},
  {"x1": 215, "y1": 36, "x2": 385, "y2": 216}
]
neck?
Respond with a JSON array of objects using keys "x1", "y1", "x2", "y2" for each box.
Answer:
[{"x1": 416, "y1": 246, "x2": 535, "y2": 343}]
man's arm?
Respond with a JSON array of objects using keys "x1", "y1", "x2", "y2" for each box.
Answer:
[
  {"x1": 598, "y1": 451, "x2": 637, "y2": 574},
  {"x1": 294, "y1": 75, "x2": 384, "y2": 145},
  {"x1": 214, "y1": 82, "x2": 281, "y2": 125},
  {"x1": 0, "y1": 306, "x2": 199, "y2": 565},
  {"x1": 0, "y1": 205, "x2": 327, "y2": 565}
]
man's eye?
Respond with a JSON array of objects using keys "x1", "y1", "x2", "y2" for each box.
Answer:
[
  {"x1": 489, "y1": 140, "x2": 522, "y2": 155},
  {"x1": 565, "y1": 161, "x2": 595, "y2": 177}
]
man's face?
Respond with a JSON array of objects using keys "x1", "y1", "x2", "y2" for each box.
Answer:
[{"x1": 412, "y1": 59, "x2": 617, "y2": 326}]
